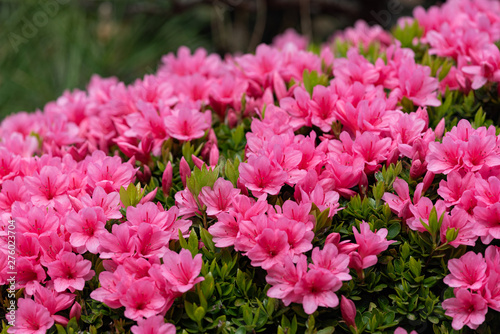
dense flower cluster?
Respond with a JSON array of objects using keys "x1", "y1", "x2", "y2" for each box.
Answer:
[{"x1": 2, "y1": 0, "x2": 500, "y2": 332}]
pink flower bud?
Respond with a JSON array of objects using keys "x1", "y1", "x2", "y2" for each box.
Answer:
[
  {"x1": 341, "y1": 296, "x2": 357, "y2": 329},
  {"x1": 68, "y1": 195, "x2": 84, "y2": 212},
  {"x1": 209, "y1": 146, "x2": 219, "y2": 166},
  {"x1": 70, "y1": 302, "x2": 82, "y2": 321},
  {"x1": 410, "y1": 159, "x2": 425, "y2": 179},
  {"x1": 136, "y1": 165, "x2": 151, "y2": 184},
  {"x1": 227, "y1": 109, "x2": 238, "y2": 128},
  {"x1": 180, "y1": 157, "x2": 191, "y2": 187},
  {"x1": 192, "y1": 154, "x2": 205, "y2": 170},
  {"x1": 139, "y1": 187, "x2": 157, "y2": 204},
  {"x1": 435, "y1": 118, "x2": 445, "y2": 139},
  {"x1": 162, "y1": 161, "x2": 173, "y2": 196},
  {"x1": 422, "y1": 171, "x2": 435, "y2": 193}
]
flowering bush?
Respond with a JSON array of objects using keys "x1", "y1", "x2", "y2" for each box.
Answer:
[{"x1": 2, "y1": 0, "x2": 500, "y2": 333}]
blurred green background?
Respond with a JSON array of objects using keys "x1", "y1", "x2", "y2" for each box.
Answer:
[{"x1": 0, "y1": 0, "x2": 440, "y2": 119}]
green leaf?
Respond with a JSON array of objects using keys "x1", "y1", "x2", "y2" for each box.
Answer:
[
  {"x1": 232, "y1": 124, "x2": 245, "y2": 147},
  {"x1": 317, "y1": 327, "x2": 335, "y2": 334},
  {"x1": 187, "y1": 230, "x2": 199, "y2": 256},
  {"x1": 201, "y1": 272, "x2": 215, "y2": 301},
  {"x1": 408, "y1": 256, "x2": 421, "y2": 277},
  {"x1": 225, "y1": 158, "x2": 240, "y2": 187},
  {"x1": 445, "y1": 227, "x2": 459, "y2": 243},
  {"x1": 241, "y1": 304, "x2": 253, "y2": 325},
  {"x1": 194, "y1": 306, "x2": 206, "y2": 322},
  {"x1": 387, "y1": 223, "x2": 401, "y2": 239},
  {"x1": 182, "y1": 142, "x2": 194, "y2": 167},
  {"x1": 55, "y1": 324, "x2": 67, "y2": 334},
  {"x1": 200, "y1": 228, "x2": 215, "y2": 252},
  {"x1": 178, "y1": 229, "x2": 189, "y2": 249},
  {"x1": 266, "y1": 298, "x2": 276, "y2": 317}
]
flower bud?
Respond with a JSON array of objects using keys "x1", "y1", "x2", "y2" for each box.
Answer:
[
  {"x1": 180, "y1": 157, "x2": 191, "y2": 187},
  {"x1": 162, "y1": 161, "x2": 173, "y2": 196},
  {"x1": 340, "y1": 296, "x2": 357, "y2": 329},
  {"x1": 70, "y1": 302, "x2": 82, "y2": 321}
]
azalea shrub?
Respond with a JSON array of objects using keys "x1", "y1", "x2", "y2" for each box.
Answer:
[{"x1": 3, "y1": 0, "x2": 500, "y2": 333}]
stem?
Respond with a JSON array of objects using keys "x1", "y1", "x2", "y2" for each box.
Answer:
[{"x1": 425, "y1": 241, "x2": 449, "y2": 267}]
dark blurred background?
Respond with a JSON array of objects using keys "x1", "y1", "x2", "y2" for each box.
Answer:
[{"x1": 0, "y1": 0, "x2": 441, "y2": 119}]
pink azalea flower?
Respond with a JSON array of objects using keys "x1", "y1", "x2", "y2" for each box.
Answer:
[
  {"x1": 440, "y1": 208, "x2": 477, "y2": 247},
  {"x1": 310, "y1": 85, "x2": 338, "y2": 132},
  {"x1": 294, "y1": 269, "x2": 342, "y2": 314},
  {"x1": 160, "y1": 46, "x2": 221, "y2": 77},
  {"x1": 86, "y1": 152, "x2": 136, "y2": 193},
  {"x1": 246, "y1": 228, "x2": 290, "y2": 270},
  {"x1": 39, "y1": 232, "x2": 72, "y2": 267},
  {"x1": 0, "y1": 176, "x2": 29, "y2": 211},
  {"x1": 334, "y1": 49, "x2": 380, "y2": 85},
  {"x1": 473, "y1": 203, "x2": 500, "y2": 244},
  {"x1": 462, "y1": 44, "x2": 500, "y2": 90},
  {"x1": 236, "y1": 44, "x2": 282, "y2": 88},
  {"x1": 199, "y1": 178, "x2": 240, "y2": 216},
  {"x1": 272, "y1": 28, "x2": 308, "y2": 50},
  {"x1": 438, "y1": 171, "x2": 476, "y2": 207},
  {"x1": 164, "y1": 105, "x2": 211, "y2": 141},
  {"x1": 239, "y1": 155, "x2": 288, "y2": 196},
  {"x1": 475, "y1": 176, "x2": 500, "y2": 207},
  {"x1": 79, "y1": 186, "x2": 122, "y2": 219},
  {"x1": 280, "y1": 86, "x2": 313, "y2": 129},
  {"x1": 309, "y1": 243, "x2": 351, "y2": 281},
  {"x1": 393, "y1": 58, "x2": 440, "y2": 107},
  {"x1": 16, "y1": 234, "x2": 40, "y2": 261},
  {"x1": 13, "y1": 203, "x2": 59, "y2": 238},
  {"x1": 324, "y1": 232, "x2": 359, "y2": 255},
  {"x1": 352, "y1": 222, "x2": 395, "y2": 269},
  {"x1": 383, "y1": 178, "x2": 413, "y2": 220},
  {"x1": 481, "y1": 270, "x2": 500, "y2": 312},
  {"x1": 275, "y1": 218, "x2": 314, "y2": 257},
  {"x1": 266, "y1": 255, "x2": 308, "y2": 306},
  {"x1": 8, "y1": 298, "x2": 54, "y2": 334},
  {"x1": 407, "y1": 198, "x2": 448, "y2": 233},
  {"x1": 135, "y1": 223, "x2": 171, "y2": 258},
  {"x1": 426, "y1": 136, "x2": 464, "y2": 174},
  {"x1": 174, "y1": 188, "x2": 201, "y2": 218},
  {"x1": 161, "y1": 249, "x2": 204, "y2": 293},
  {"x1": 463, "y1": 134, "x2": 500, "y2": 172},
  {"x1": 16, "y1": 257, "x2": 47, "y2": 295},
  {"x1": 444, "y1": 251, "x2": 488, "y2": 291},
  {"x1": 352, "y1": 131, "x2": 391, "y2": 174},
  {"x1": 65, "y1": 207, "x2": 107, "y2": 254},
  {"x1": 98, "y1": 223, "x2": 137, "y2": 262},
  {"x1": 121, "y1": 279, "x2": 166, "y2": 320},
  {"x1": 46, "y1": 252, "x2": 94, "y2": 292},
  {"x1": 131, "y1": 316, "x2": 176, "y2": 334},
  {"x1": 33, "y1": 285, "x2": 75, "y2": 325},
  {"x1": 485, "y1": 245, "x2": 500, "y2": 275},
  {"x1": 442, "y1": 288, "x2": 488, "y2": 330},
  {"x1": 24, "y1": 165, "x2": 69, "y2": 208},
  {"x1": 90, "y1": 267, "x2": 132, "y2": 309},
  {"x1": 208, "y1": 212, "x2": 240, "y2": 248}
]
